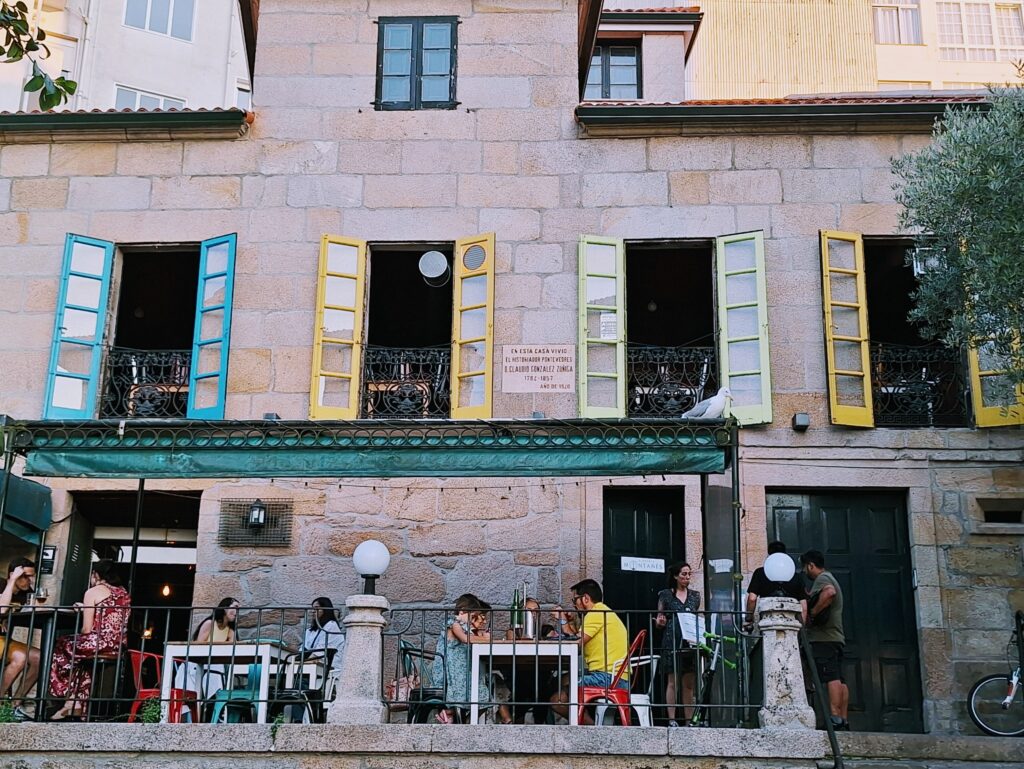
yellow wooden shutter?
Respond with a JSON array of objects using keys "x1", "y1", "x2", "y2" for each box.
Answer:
[
  {"x1": 451, "y1": 233, "x2": 495, "y2": 419},
  {"x1": 820, "y1": 230, "x2": 874, "y2": 427},
  {"x1": 716, "y1": 231, "x2": 772, "y2": 425},
  {"x1": 968, "y1": 341, "x2": 1024, "y2": 427},
  {"x1": 309, "y1": 235, "x2": 367, "y2": 419},
  {"x1": 578, "y1": 235, "x2": 626, "y2": 417}
]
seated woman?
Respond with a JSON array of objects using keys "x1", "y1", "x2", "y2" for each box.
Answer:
[
  {"x1": 300, "y1": 597, "x2": 345, "y2": 666},
  {"x1": 0, "y1": 558, "x2": 42, "y2": 722},
  {"x1": 48, "y1": 559, "x2": 131, "y2": 720},
  {"x1": 174, "y1": 597, "x2": 240, "y2": 700},
  {"x1": 430, "y1": 593, "x2": 493, "y2": 724}
]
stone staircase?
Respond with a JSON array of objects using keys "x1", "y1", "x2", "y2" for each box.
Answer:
[{"x1": 815, "y1": 732, "x2": 1023, "y2": 769}]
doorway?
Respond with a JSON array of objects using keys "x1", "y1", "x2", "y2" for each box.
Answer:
[
  {"x1": 602, "y1": 487, "x2": 685, "y2": 614},
  {"x1": 765, "y1": 490, "x2": 924, "y2": 733}
]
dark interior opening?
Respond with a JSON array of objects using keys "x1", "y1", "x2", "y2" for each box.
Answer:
[
  {"x1": 71, "y1": 490, "x2": 201, "y2": 648},
  {"x1": 625, "y1": 241, "x2": 715, "y2": 346},
  {"x1": 864, "y1": 239, "x2": 925, "y2": 345},
  {"x1": 114, "y1": 250, "x2": 200, "y2": 349},
  {"x1": 366, "y1": 246, "x2": 453, "y2": 346}
]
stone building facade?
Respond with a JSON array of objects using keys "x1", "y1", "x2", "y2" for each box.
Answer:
[{"x1": 0, "y1": 0, "x2": 1021, "y2": 735}]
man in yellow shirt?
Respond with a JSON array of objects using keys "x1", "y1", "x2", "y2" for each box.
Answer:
[{"x1": 550, "y1": 579, "x2": 629, "y2": 722}]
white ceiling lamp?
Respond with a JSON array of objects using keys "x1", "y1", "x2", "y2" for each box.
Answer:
[{"x1": 418, "y1": 250, "x2": 450, "y2": 287}]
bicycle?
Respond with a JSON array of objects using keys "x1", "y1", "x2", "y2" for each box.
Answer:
[
  {"x1": 967, "y1": 610, "x2": 1024, "y2": 737},
  {"x1": 687, "y1": 630, "x2": 737, "y2": 727}
]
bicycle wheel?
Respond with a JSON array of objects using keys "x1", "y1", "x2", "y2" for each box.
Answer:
[{"x1": 968, "y1": 673, "x2": 1024, "y2": 737}]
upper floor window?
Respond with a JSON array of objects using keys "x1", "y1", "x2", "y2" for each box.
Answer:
[
  {"x1": 375, "y1": 17, "x2": 458, "y2": 111},
  {"x1": 124, "y1": 0, "x2": 195, "y2": 42},
  {"x1": 585, "y1": 43, "x2": 641, "y2": 100},
  {"x1": 934, "y1": 1, "x2": 1024, "y2": 60},
  {"x1": 115, "y1": 85, "x2": 185, "y2": 111},
  {"x1": 873, "y1": 1, "x2": 923, "y2": 44}
]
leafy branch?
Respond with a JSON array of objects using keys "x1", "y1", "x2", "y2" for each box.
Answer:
[{"x1": 1, "y1": 0, "x2": 77, "y2": 110}]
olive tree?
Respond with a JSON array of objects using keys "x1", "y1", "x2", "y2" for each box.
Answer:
[
  {"x1": 892, "y1": 87, "x2": 1024, "y2": 392},
  {"x1": 1, "y1": 0, "x2": 76, "y2": 110}
]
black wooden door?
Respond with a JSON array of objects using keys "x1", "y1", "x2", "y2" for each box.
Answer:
[
  {"x1": 766, "y1": 491, "x2": 923, "y2": 733},
  {"x1": 602, "y1": 487, "x2": 685, "y2": 616}
]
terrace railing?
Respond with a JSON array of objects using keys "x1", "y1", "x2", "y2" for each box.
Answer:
[
  {"x1": 99, "y1": 347, "x2": 191, "y2": 419},
  {"x1": 361, "y1": 345, "x2": 451, "y2": 418},
  {"x1": 869, "y1": 341, "x2": 968, "y2": 427},
  {"x1": 627, "y1": 345, "x2": 717, "y2": 418}
]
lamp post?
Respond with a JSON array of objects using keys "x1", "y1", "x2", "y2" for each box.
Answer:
[
  {"x1": 352, "y1": 539, "x2": 391, "y2": 595},
  {"x1": 763, "y1": 551, "x2": 796, "y2": 595}
]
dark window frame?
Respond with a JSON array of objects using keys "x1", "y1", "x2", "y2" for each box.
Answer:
[
  {"x1": 375, "y1": 16, "x2": 459, "y2": 111},
  {"x1": 585, "y1": 39, "x2": 642, "y2": 100}
]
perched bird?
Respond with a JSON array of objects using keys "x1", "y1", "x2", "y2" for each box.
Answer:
[{"x1": 680, "y1": 387, "x2": 731, "y2": 419}]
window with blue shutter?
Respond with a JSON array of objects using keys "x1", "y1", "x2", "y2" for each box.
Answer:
[{"x1": 187, "y1": 234, "x2": 237, "y2": 419}]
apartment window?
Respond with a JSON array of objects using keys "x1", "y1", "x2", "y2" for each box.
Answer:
[
  {"x1": 375, "y1": 17, "x2": 458, "y2": 110},
  {"x1": 115, "y1": 86, "x2": 185, "y2": 111},
  {"x1": 125, "y1": 0, "x2": 195, "y2": 41},
  {"x1": 578, "y1": 232, "x2": 772, "y2": 425},
  {"x1": 585, "y1": 43, "x2": 641, "y2": 100},
  {"x1": 996, "y1": 3, "x2": 1024, "y2": 57},
  {"x1": 873, "y1": 1, "x2": 923, "y2": 44},
  {"x1": 45, "y1": 234, "x2": 237, "y2": 420},
  {"x1": 310, "y1": 234, "x2": 494, "y2": 420},
  {"x1": 938, "y1": 2, "x2": 997, "y2": 60}
]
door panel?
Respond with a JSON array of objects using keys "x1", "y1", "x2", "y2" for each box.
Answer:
[
  {"x1": 602, "y1": 488, "x2": 685, "y2": 615},
  {"x1": 766, "y1": 490, "x2": 923, "y2": 733}
]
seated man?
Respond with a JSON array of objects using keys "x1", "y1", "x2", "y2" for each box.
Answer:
[
  {"x1": 0, "y1": 558, "x2": 42, "y2": 722},
  {"x1": 550, "y1": 579, "x2": 628, "y2": 724}
]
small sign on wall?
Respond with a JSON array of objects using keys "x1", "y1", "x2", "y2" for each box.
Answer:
[
  {"x1": 501, "y1": 345, "x2": 576, "y2": 393},
  {"x1": 620, "y1": 556, "x2": 666, "y2": 574}
]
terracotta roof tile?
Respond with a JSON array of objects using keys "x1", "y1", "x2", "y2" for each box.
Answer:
[
  {"x1": 0, "y1": 106, "x2": 250, "y2": 117},
  {"x1": 579, "y1": 93, "x2": 989, "y2": 107},
  {"x1": 604, "y1": 6, "x2": 701, "y2": 12}
]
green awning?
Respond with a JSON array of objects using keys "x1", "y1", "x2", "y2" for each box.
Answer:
[
  {"x1": 9, "y1": 418, "x2": 732, "y2": 480},
  {"x1": 0, "y1": 473, "x2": 53, "y2": 545}
]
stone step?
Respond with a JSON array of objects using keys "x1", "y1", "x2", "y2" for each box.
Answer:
[{"x1": 819, "y1": 762, "x2": 1024, "y2": 769}]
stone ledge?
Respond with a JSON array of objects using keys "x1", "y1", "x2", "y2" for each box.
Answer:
[
  {"x1": 839, "y1": 732, "x2": 1024, "y2": 763},
  {"x1": 0, "y1": 724, "x2": 828, "y2": 759}
]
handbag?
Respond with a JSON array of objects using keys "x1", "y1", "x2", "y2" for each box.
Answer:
[{"x1": 385, "y1": 672, "x2": 420, "y2": 705}]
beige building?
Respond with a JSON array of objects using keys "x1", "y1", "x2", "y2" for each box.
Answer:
[
  {"x1": 0, "y1": 0, "x2": 250, "y2": 113},
  {"x1": 0, "y1": 0, "x2": 1021, "y2": 736}
]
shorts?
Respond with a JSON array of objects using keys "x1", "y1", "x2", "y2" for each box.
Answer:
[
  {"x1": 581, "y1": 671, "x2": 628, "y2": 690},
  {"x1": 810, "y1": 642, "x2": 844, "y2": 683}
]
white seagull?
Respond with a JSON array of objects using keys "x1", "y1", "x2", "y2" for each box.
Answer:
[{"x1": 680, "y1": 387, "x2": 732, "y2": 419}]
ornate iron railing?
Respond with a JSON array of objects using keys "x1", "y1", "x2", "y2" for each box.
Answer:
[
  {"x1": 627, "y1": 345, "x2": 717, "y2": 417},
  {"x1": 99, "y1": 347, "x2": 191, "y2": 419},
  {"x1": 361, "y1": 345, "x2": 451, "y2": 419},
  {"x1": 870, "y1": 342, "x2": 968, "y2": 427}
]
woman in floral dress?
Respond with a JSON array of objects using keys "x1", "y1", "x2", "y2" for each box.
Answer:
[
  {"x1": 49, "y1": 559, "x2": 131, "y2": 720},
  {"x1": 430, "y1": 593, "x2": 490, "y2": 723},
  {"x1": 655, "y1": 561, "x2": 702, "y2": 727}
]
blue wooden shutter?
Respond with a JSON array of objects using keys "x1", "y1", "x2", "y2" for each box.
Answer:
[
  {"x1": 187, "y1": 234, "x2": 237, "y2": 419},
  {"x1": 43, "y1": 234, "x2": 115, "y2": 419}
]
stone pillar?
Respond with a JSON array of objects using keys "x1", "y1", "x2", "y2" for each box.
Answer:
[
  {"x1": 326, "y1": 593, "x2": 389, "y2": 724},
  {"x1": 757, "y1": 596, "x2": 815, "y2": 729}
]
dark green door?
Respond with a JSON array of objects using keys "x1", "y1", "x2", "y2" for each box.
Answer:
[
  {"x1": 766, "y1": 490, "x2": 923, "y2": 733},
  {"x1": 602, "y1": 487, "x2": 685, "y2": 616}
]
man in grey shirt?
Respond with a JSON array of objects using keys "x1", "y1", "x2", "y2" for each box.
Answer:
[{"x1": 800, "y1": 549, "x2": 849, "y2": 731}]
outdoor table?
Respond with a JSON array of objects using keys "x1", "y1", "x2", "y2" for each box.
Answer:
[
  {"x1": 8, "y1": 607, "x2": 79, "y2": 721},
  {"x1": 469, "y1": 639, "x2": 579, "y2": 725},
  {"x1": 159, "y1": 639, "x2": 320, "y2": 723}
]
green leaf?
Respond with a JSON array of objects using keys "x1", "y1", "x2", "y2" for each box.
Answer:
[{"x1": 24, "y1": 73, "x2": 43, "y2": 91}]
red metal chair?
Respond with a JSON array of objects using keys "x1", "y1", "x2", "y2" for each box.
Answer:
[
  {"x1": 578, "y1": 629, "x2": 648, "y2": 726},
  {"x1": 127, "y1": 649, "x2": 199, "y2": 723}
]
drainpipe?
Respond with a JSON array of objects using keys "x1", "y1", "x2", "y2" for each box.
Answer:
[
  {"x1": 127, "y1": 478, "x2": 145, "y2": 596},
  {"x1": 0, "y1": 416, "x2": 13, "y2": 542}
]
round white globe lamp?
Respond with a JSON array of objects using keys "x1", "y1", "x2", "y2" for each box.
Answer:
[
  {"x1": 763, "y1": 551, "x2": 796, "y2": 584},
  {"x1": 353, "y1": 539, "x2": 391, "y2": 595}
]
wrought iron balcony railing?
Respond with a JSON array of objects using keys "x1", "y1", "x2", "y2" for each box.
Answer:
[
  {"x1": 100, "y1": 347, "x2": 191, "y2": 419},
  {"x1": 361, "y1": 345, "x2": 451, "y2": 418},
  {"x1": 870, "y1": 341, "x2": 968, "y2": 427},
  {"x1": 627, "y1": 345, "x2": 717, "y2": 418}
]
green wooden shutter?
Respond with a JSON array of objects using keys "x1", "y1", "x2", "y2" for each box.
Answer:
[
  {"x1": 716, "y1": 231, "x2": 772, "y2": 425},
  {"x1": 578, "y1": 235, "x2": 626, "y2": 417}
]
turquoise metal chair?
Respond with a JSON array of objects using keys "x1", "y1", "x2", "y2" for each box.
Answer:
[{"x1": 208, "y1": 663, "x2": 262, "y2": 723}]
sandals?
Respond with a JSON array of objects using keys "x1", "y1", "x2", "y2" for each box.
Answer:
[{"x1": 435, "y1": 709, "x2": 454, "y2": 724}]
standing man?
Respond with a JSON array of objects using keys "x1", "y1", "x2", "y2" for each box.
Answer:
[
  {"x1": 745, "y1": 541, "x2": 807, "y2": 628},
  {"x1": 800, "y1": 549, "x2": 849, "y2": 731},
  {"x1": 550, "y1": 579, "x2": 628, "y2": 723}
]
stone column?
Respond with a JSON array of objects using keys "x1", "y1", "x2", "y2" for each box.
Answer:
[
  {"x1": 757, "y1": 596, "x2": 815, "y2": 729},
  {"x1": 326, "y1": 593, "x2": 389, "y2": 724}
]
